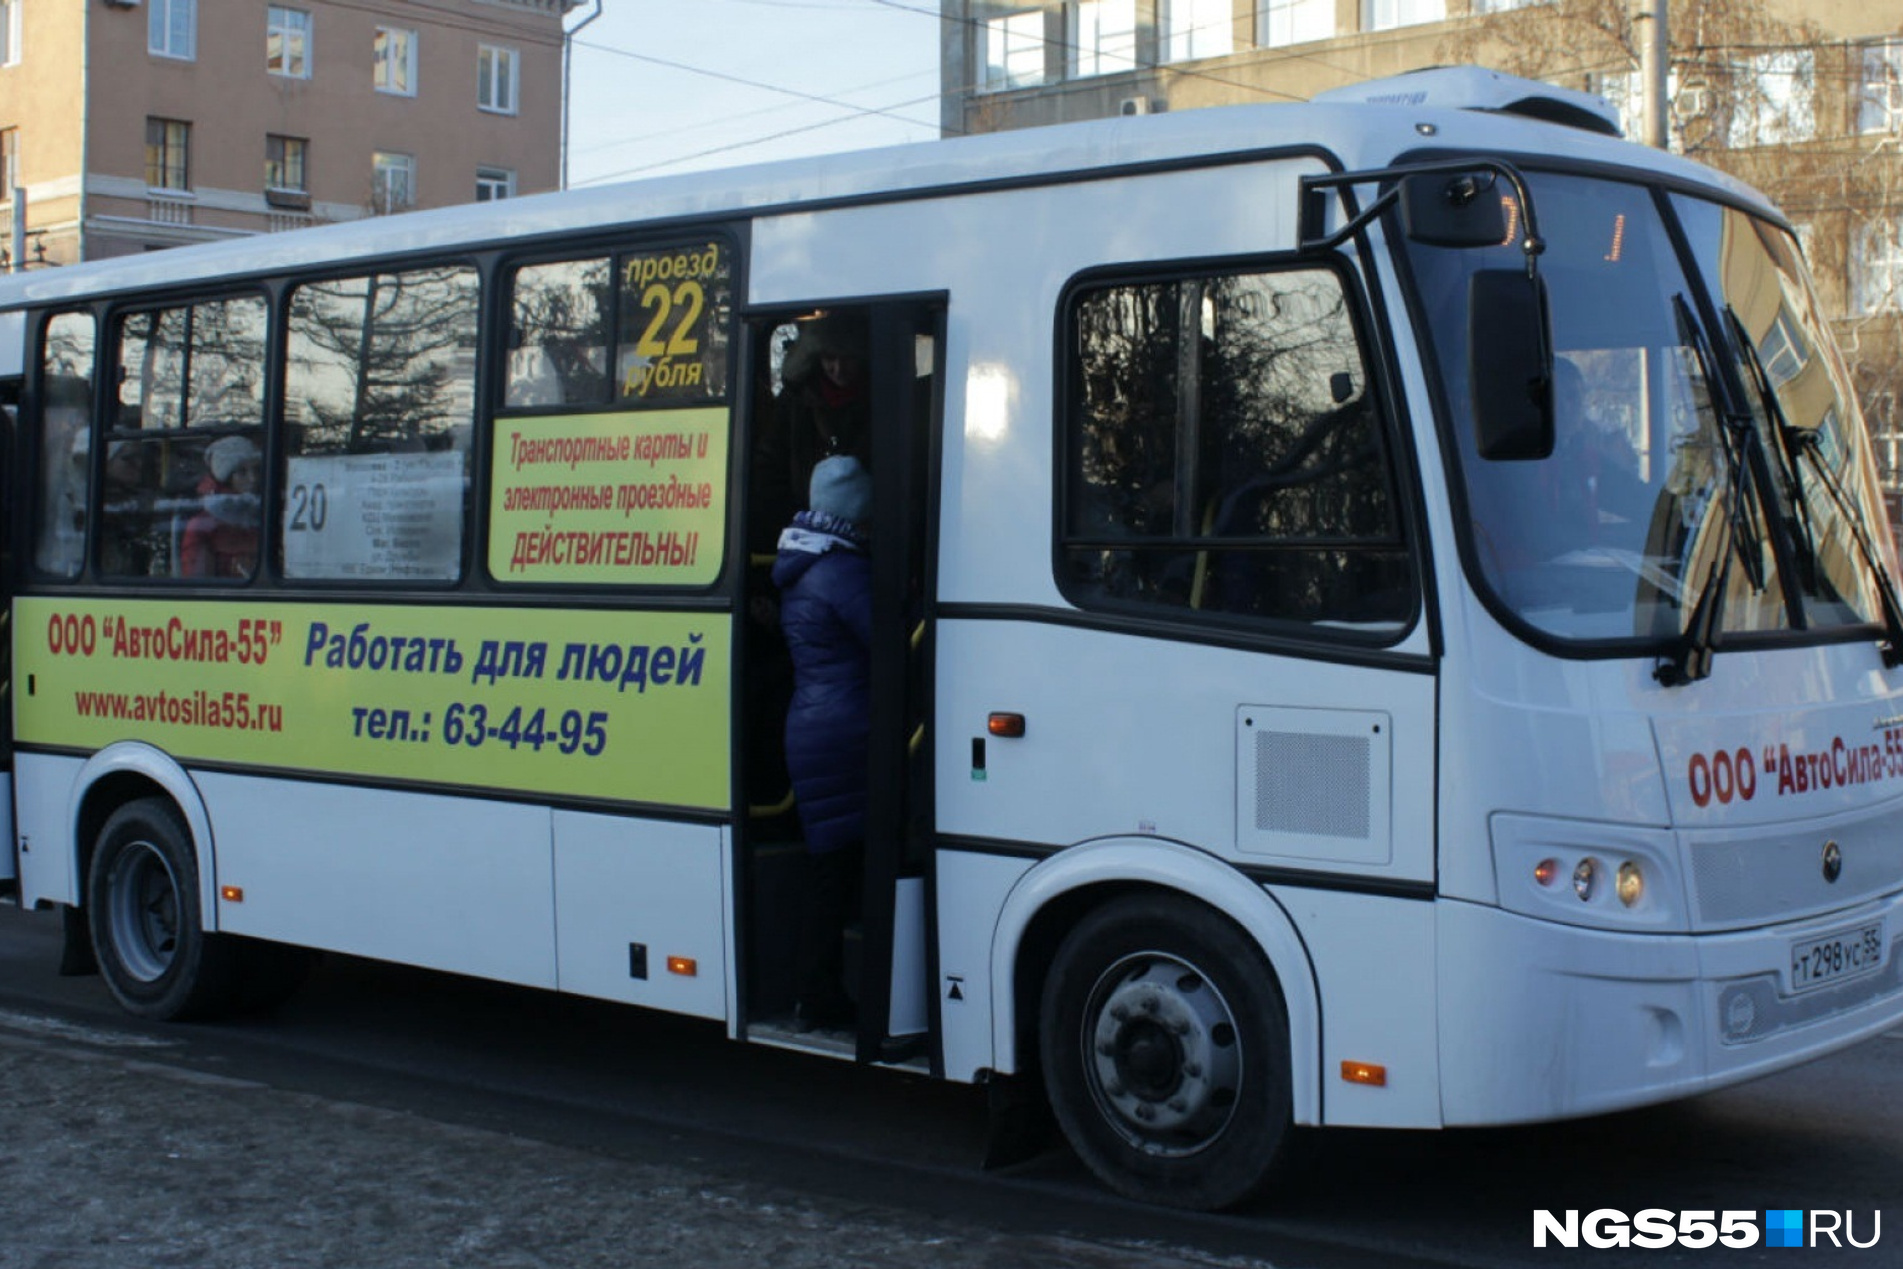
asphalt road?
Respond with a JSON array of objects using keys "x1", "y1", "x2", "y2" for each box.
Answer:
[{"x1": 0, "y1": 902, "x2": 1897, "y2": 1268}]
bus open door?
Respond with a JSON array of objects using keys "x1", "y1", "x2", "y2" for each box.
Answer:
[{"x1": 737, "y1": 298, "x2": 944, "y2": 1066}]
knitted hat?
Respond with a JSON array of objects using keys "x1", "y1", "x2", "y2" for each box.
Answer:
[
  {"x1": 207, "y1": 435, "x2": 261, "y2": 482},
  {"x1": 808, "y1": 455, "x2": 871, "y2": 526}
]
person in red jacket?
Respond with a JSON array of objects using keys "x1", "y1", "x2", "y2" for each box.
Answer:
[{"x1": 181, "y1": 435, "x2": 263, "y2": 580}]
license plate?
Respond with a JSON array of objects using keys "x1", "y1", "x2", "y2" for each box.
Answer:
[{"x1": 1789, "y1": 921, "x2": 1886, "y2": 993}]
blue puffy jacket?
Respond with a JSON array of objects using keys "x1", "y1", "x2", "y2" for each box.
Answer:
[{"x1": 773, "y1": 514, "x2": 873, "y2": 854}]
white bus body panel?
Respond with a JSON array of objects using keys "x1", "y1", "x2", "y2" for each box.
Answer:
[
  {"x1": 13, "y1": 754, "x2": 82, "y2": 906},
  {"x1": 201, "y1": 772, "x2": 559, "y2": 988},
  {"x1": 15, "y1": 745, "x2": 221, "y2": 913},
  {"x1": 1438, "y1": 890, "x2": 1903, "y2": 1124},
  {"x1": 550, "y1": 810, "x2": 727, "y2": 1020},
  {"x1": 935, "y1": 620, "x2": 1434, "y2": 883}
]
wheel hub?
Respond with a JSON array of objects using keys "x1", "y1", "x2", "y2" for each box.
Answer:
[
  {"x1": 105, "y1": 840, "x2": 181, "y2": 984},
  {"x1": 1084, "y1": 955, "x2": 1242, "y2": 1155}
]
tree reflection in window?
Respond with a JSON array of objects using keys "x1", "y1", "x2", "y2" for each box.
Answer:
[
  {"x1": 282, "y1": 267, "x2": 477, "y2": 581},
  {"x1": 1064, "y1": 268, "x2": 1411, "y2": 633}
]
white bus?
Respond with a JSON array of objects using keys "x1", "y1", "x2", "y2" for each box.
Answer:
[{"x1": 4, "y1": 67, "x2": 1901, "y2": 1211}]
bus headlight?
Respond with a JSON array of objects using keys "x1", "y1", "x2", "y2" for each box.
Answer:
[
  {"x1": 1617, "y1": 860, "x2": 1645, "y2": 907},
  {"x1": 1572, "y1": 858, "x2": 1597, "y2": 901},
  {"x1": 1492, "y1": 814, "x2": 1687, "y2": 931}
]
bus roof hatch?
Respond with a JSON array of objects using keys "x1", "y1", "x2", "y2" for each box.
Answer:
[{"x1": 1311, "y1": 66, "x2": 1623, "y2": 138}]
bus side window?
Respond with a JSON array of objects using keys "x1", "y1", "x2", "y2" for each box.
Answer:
[
  {"x1": 103, "y1": 296, "x2": 270, "y2": 581},
  {"x1": 506, "y1": 257, "x2": 611, "y2": 408},
  {"x1": 281, "y1": 267, "x2": 478, "y2": 583},
  {"x1": 1061, "y1": 267, "x2": 1412, "y2": 636},
  {"x1": 33, "y1": 311, "x2": 97, "y2": 579}
]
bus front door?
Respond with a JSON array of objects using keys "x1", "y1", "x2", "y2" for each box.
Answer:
[{"x1": 738, "y1": 299, "x2": 943, "y2": 1064}]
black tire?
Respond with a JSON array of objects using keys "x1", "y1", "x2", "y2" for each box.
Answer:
[
  {"x1": 1039, "y1": 893, "x2": 1293, "y2": 1211},
  {"x1": 86, "y1": 797, "x2": 239, "y2": 1020}
]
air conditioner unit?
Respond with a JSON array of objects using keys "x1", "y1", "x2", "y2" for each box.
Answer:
[{"x1": 1118, "y1": 96, "x2": 1153, "y2": 117}]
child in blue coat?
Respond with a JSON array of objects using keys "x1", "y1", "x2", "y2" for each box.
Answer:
[{"x1": 773, "y1": 455, "x2": 873, "y2": 1029}]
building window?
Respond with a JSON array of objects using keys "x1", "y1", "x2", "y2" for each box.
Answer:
[
  {"x1": 0, "y1": 128, "x2": 18, "y2": 197},
  {"x1": 266, "y1": 135, "x2": 308, "y2": 192},
  {"x1": 1161, "y1": 0, "x2": 1232, "y2": 63},
  {"x1": 149, "y1": 0, "x2": 196, "y2": 60},
  {"x1": 980, "y1": 10, "x2": 1045, "y2": 93},
  {"x1": 1725, "y1": 50, "x2": 1814, "y2": 148},
  {"x1": 478, "y1": 44, "x2": 519, "y2": 114},
  {"x1": 476, "y1": 167, "x2": 515, "y2": 202},
  {"x1": 1062, "y1": 267, "x2": 1410, "y2": 632},
  {"x1": 1069, "y1": 1, "x2": 1135, "y2": 78},
  {"x1": 1853, "y1": 216, "x2": 1903, "y2": 316},
  {"x1": 1, "y1": 0, "x2": 21, "y2": 67},
  {"x1": 145, "y1": 118, "x2": 190, "y2": 191},
  {"x1": 1260, "y1": 0, "x2": 1332, "y2": 48},
  {"x1": 1364, "y1": 0, "x2": 1444, "y2": 33},
  {"x1": 268, "y1": 7, "x2": 312, "y2": 79},
  {"x1": 374, "y1": 26, "x2": 417, "y2": 96},
  {"x1": 373, "y1": 151, "x2": 414, "y2": 213},
  {"x1": 1862, "y1": 41, "x2": 1903, "y2": 135}
]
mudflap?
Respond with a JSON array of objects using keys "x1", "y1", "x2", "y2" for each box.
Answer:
[{"x1": 981, "y1": 1071, "x2": 1056, "y2": 1170}]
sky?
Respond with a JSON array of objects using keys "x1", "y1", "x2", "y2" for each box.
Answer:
[{"x1": 561, "y1": 0, "x2": 945, "y2": 189}]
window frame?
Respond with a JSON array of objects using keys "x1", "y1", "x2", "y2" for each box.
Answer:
[
  {"x1": 266, "y1": 134, "x2": 309, "y2": 194},
  {"x1": 1, "y1": 0, "x2": 21, "y2": 68},
  {"x1": 149, "y1": 0, "x2": 197, "y2": 61},
  {"x1": 1159, "y1": 0, "x2": 1233, "y2": 64},
  {"x1": 144, "y1": 117, "x2": 191, "y2": 192},
  {"x1": 1068, "y1": 0, "x2": 1136, "y2": 79},
  {"x1": 267, "y1": 5, "x2": 313, "y2": 80},
  {"x1": 477, "y1": 43, "x2": 520, "y2": 115},
  {"x1": 1362, "y1": 0, "x2": 1445, "y2": 35},
  {"x1": 372, "y1": 150, "x2": 415, "y2": 213},
  {"x1": 1054, "y1": 253, "x2": 1419, "y2": 645},
  {"x1": 374, "y1": 25, "x2": 417, "y2": 97},
  {"x1": 475, "y1": 166, "x2": 516, "y2": 202},
  {"x1": 0, "y1": 127, "x2": 19, "y2": 198},
  {"x1": 979, "y1": 9, "x2": 1045, "y2": 94},
  {"x1": 1259, "y1": 0, "x2": 1333, "y2": 49},
  {"x1": 1861, "y1": 40, "x2": 1903, "y2": 136}
]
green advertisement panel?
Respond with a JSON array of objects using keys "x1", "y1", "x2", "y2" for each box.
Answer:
[
  {"x1": 490, "y1": 407, "x2": 729, "y2": 586},
  {"x1": 15, "y1": 597, "x2": 732, "y2": 811}
]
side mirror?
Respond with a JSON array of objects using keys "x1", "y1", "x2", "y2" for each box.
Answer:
[
  {"x1": 1468, "y1": 269, "x2": 1554, "y2": 461},
  {"x1": 1401, "y1": 172, "x2": 1511, "y2": 248}
]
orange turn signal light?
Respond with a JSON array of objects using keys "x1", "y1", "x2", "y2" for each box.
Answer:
[
  {"x1": 220, "y1": 886, "x2": 245, "y2": 903},
  {"x1": 666, "y1": 956, "x2": 698, "y2": 977},
  {"x1": 1340, "y1": 1060, "x2": 1387, "y2": 1087},
  {"x1": 987, "y1": 712, "x2": 1026, "y2": 738}
]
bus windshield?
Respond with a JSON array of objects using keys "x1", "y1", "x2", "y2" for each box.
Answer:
[{"x1": 1402, "y1": 170, "x2": 1893, "y2": 648}]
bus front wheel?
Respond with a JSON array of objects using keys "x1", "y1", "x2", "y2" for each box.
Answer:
[
  {"x1": 1039, "y1": 894, "x2": 1292, "y2": 1210},
  {"x1": 87, "y1": 797, "x2": 238, "y2": 1021}
]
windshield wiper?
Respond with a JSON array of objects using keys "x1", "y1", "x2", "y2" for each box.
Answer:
[
  {"x1": 1656, "y1": 294, "x2": 1768, "y2": 687},
  {"x1": 1774, "y1": 422, "x2": 1903, "y2": 670},
  {"x1": 1726, "y1": 307, "x2": 1823, "y2": 597}
]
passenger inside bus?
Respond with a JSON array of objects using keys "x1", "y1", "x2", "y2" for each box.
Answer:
[
  {"x1": 772, "y1": 454, "x2": 874, "y2": 1032},
  {"x1": 181, "y1": 435, "x2": 263, "y2": 579},
  {"x1": 751, "y1": 313, "x2": 871, "y2": 551}
]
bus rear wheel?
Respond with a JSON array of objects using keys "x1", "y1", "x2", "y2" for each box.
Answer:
[
  {"x1": 1039, "y1": 894, "x2": 1292, "y2": 1211},
  {"x1": 87, "y1": 797, "x2": 238, "y2": 1021}
]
